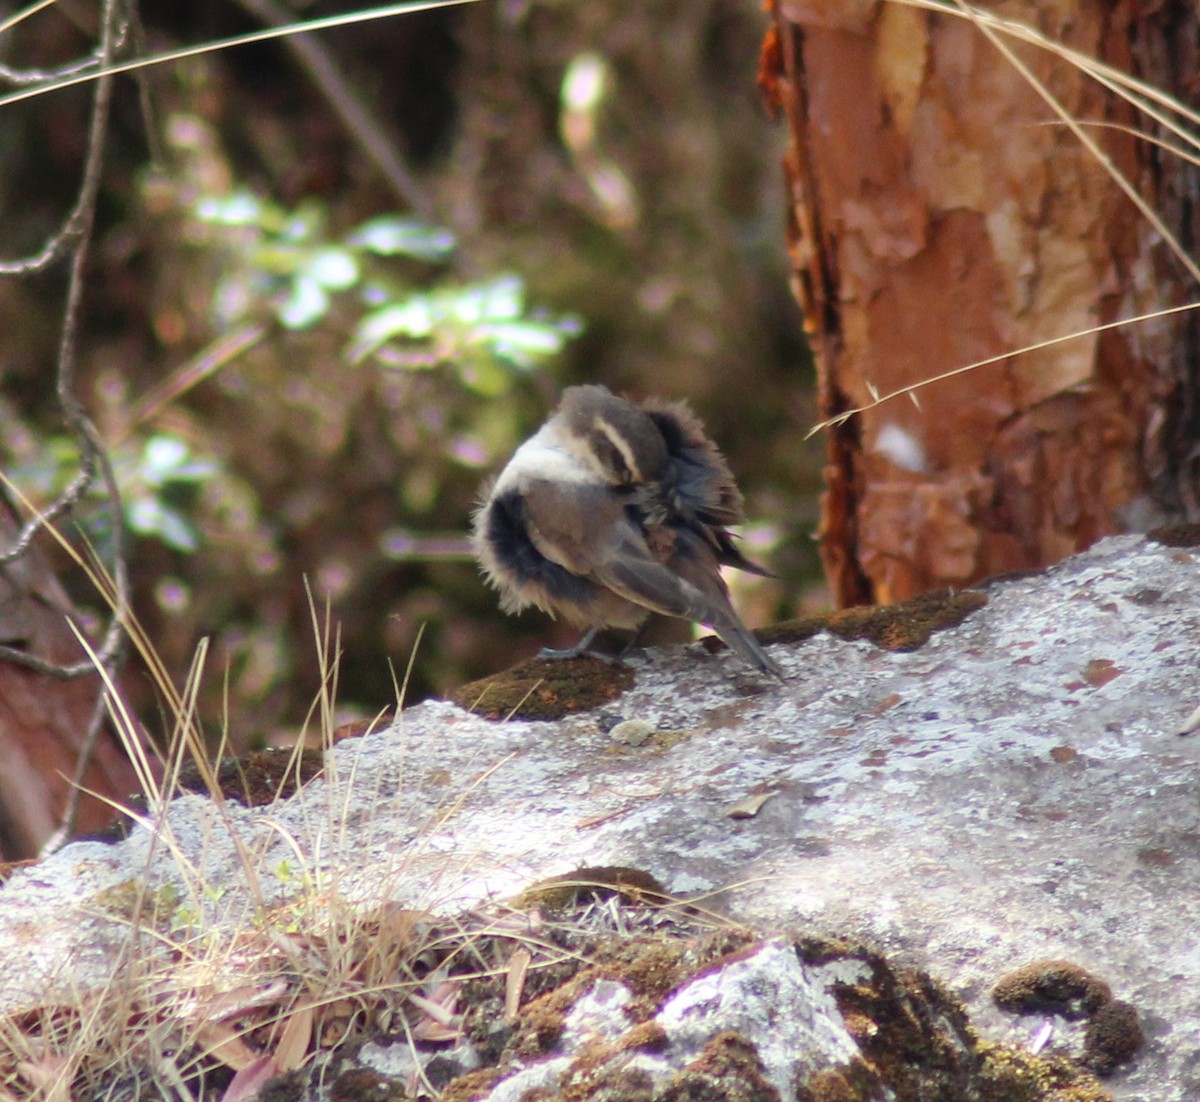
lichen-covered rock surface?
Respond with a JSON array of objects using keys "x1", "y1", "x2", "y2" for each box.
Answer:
[{"x1": 1, "y1": 531, "x2": 1197, "y2": 1099}]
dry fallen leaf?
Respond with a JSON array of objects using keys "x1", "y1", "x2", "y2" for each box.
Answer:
[
  {"x1": 505, "y1": 948, "x2": 532, "y2": 1022},
  {"x1": 411, "y1": 978, "x2": 462, "y2": 1043},
  {"x1": 218, "y1": 1054, "x2": 279, "y2": 1102},
  {"x1": 727, "y1": 791, "x2": 778, "y2": 819},
  {"x1": 274, "y1": 1001, "x2": 314, "y2": 1071},
  {"x1": 197, "y1": 1019, "x2": 261, "y2": 1071},
  {"x1": 1177, "y1": 699, "x2": 1200, "y2": 736}
]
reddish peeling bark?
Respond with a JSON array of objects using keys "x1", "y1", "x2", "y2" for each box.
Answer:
[{"x1": 764, "y1": 1, "x2": 1200, "y2": 605}]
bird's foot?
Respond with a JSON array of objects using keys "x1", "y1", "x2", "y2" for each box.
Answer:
[
  {"x1": 536, "y1": 627, "x2": 622, "y2": 666},
  {"x1": 536, "y1": 644, "x2": 622, "y2": 666}
]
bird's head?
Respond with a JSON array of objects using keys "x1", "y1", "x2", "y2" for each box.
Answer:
[{"x1": 555, "y1": 385, "x2": 668, "y2": 487}]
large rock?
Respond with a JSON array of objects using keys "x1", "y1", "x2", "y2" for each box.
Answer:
[{"x1": 1, "y1": 530, "x2": 1196, "y2": 1098}]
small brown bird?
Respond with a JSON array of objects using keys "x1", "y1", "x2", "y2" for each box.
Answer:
[{"x1": 472, "y1": 384, "x2": 780, "y2": 675}]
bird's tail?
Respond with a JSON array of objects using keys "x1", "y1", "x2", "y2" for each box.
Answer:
[{"x1": 713, "y1": 615, "x2": 783, "y2": 679}]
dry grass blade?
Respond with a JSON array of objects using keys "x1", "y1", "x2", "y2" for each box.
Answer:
[
  {"x1": 0, "y1": 0, "x2": 480, "y2": 113},
  {"x1": 0, "y1": 2, "x2": 61, "y2": 38},
  {"x1": 906, "y1": 0, "x2": 1200, "y2": 138},
  {"x1": 808, "y1": 300, "x2": 1200, "y2": 436}
]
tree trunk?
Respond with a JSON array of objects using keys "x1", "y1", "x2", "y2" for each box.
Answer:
[{"x1": 764, "y1": 1, "x2": 1200, "y2": 606}]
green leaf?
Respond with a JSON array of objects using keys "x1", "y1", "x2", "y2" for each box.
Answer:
[
  {"x1": 194, "y1": 191, "x2": 264, "y2": 226},
  {"x1": 142, "y1": 435, "x2": 217, "y2": 485},
  {"x1": 477, "y1": 320, "x2": 570, "y2": 359},
  {"x1": 127, "y1": 498, "x2": 200, "y2": 553},
  {"x1": 450, "y1": 276, "x2": 524, "y2": 324},
  {"x1": 305, "y1": 247, "x2": 359, "y2": 290},
  {"x1": 142, "y1": 435, "x2": 189, "y2": 482},
  {"x1": 278, "y1": 274, "x2": 330, "y2": 329},
  {"x1": 347, "y1": 216, "x2": 455, "y2": 260},
  {"x1": 350, "y1": 297, "x2": 435, "y2": 361}
]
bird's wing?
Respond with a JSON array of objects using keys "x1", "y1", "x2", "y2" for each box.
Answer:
[
  {"x1": 519, "y1": 479, "x2": 706, "y2": 616},
  {"x1": 598, "y1": 528, "x2": 781, "y2": 677},
  {"x1": 521, "y1": 480, "x2": 780, "y2": 675},
  {"x1": 518, "y1": 479, "x2": 628, "y2": 575}
]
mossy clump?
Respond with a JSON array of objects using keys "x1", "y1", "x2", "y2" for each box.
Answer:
[
  {"x1": 617, "y1": 1021, "x2": 671, "y2": 1054},
  {"x1": 451, "y1": 656, "x2": 634, "y2": 720},
  {"x1": 755, "y1": 588, "x2": 987, "y2": 654},
  {"x1": 93, "y1": 746, "x2": 327, "y2": 843},
  {"x1": 323, "y1": 1066, "x2": 408, "y2": 1102},
  {"x1": 795, "y1": 936, "x2": 1115, "y2": 1101},
  {"x1": 458, "y1": 924, "x2": 760, "y2": 1070},
  {"x1": 991, "y1": 959, "x2": 1143, "y2": 1080},
  {"x1": 812, "y1": 940, "x2": 974, "y2": 1095},
  {"x1": 1082, "y1": 1000, "x2": 1145, "y2": 1074},
  {"x1": 658, "y1": 1030, "x2": 780, "y2": 1102},
  {"x1": 1147, "y1": 522, "x2": 1200, "y2": 548},
  {"x1": 436, "y1": 1065, "x2": 506, "y2": 1102},
  {"x1": 796, "y1": 1063, "x2": 878, "y2": 1102},
  {"x1": 513, "y1": 866, "x2": 671, "y2": 913},
  {"x1": 992, "y1": 959, "x2": 1112, "y2": 1020},
  {"x1": 177, "y1": 746, "x2": 327, "y2": 806},
  {"x1": 975, "y1": 1042, "x2": 1113, "y2": 1102}
]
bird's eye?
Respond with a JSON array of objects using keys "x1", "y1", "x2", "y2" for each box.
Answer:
[{"x1": 590, "y1": 432, "x2": 635, "y2": 482}]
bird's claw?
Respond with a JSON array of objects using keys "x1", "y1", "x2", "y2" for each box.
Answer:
[{"x1": 536, "y1": 644, "x2": 622, "y2": 667}]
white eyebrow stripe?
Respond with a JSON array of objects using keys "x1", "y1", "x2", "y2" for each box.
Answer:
[{"x1": 594, "y1": 417, "x2": 643, "y2": 480}]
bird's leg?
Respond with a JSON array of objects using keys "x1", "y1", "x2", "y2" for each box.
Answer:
[{"x1": 537, "y1": 627, "x2": 620, "y2": 665}]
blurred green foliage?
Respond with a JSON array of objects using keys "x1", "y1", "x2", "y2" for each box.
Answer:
[
  {"x1": 193, "y1": 190, "x2": 580, "y2": 379},
  {"x1": 7, "y1": 429, "x2": 216, "y2": 556}
]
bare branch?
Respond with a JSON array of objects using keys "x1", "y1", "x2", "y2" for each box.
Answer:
[
  {"x1": 0, "y1": 0, "x2": 129, "y2": 685},
  {"x1": 39, "y1": 689, "x2": 110, "y2": 856},
  {"x1": 123, "y1": 2, "x2": 165, "y2": 169},
  {"x1": 0, "y1": 8, "x2": 140, "y2": 273}
]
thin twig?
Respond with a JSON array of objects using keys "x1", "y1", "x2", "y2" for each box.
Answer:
[
  {"x1": 0, "y1": 6, "x2": 134, "y2": 274},
  {"x1": 119, "y1": 321, "x2": 269, "y2": 443},
  {"x1": 41, "y1": 688, "x2": 112, "y2": 856},
  {"x1": 128, "y1": 1, "x2": 165, "y2": 168},
  {"x1": 0, "y1": 0, "x2": 129, "y2": 676},
  {"x1": 0, "y1": 1, "x2": 131, "y2": 851}
]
